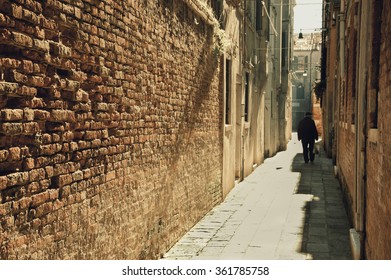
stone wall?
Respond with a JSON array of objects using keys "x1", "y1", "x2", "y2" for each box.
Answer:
[{"x1": 0, "y1": 0, "x2": 223, "y2": 259}]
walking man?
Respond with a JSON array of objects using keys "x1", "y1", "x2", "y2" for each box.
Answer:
[{"x1": 298, "y1": 112, "x2": 318, "y2": 163}]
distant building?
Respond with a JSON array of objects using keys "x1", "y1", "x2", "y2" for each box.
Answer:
[{"x1": 292, "y1": 33, "x2": 321, "y2": 131}]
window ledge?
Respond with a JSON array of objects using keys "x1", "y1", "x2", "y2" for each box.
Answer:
[
  {"x1": 368, "y1": 128, "x2": 378, "y2": 143},
  {"x1": 351, "y1": 124, "x2": 355, "y2": 134},
  {"x1": 224, "y1": 124, "x2": 233, "y2": 133},
  {"x1": 339, "y1": 121, "x2": 349, "y2": 129}
]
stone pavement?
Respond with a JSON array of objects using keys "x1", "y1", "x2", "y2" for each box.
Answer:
[{"x1": 163, "y1": 133, "x2": 352, "y2": 260}]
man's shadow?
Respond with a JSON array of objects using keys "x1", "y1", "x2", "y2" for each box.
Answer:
[{"x1": 291, "y1": 152, "x2": 352, "y2": 260}]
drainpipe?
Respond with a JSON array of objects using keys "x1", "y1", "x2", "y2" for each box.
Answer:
[
  {"x1": 309, "y1": 34, "x2": 314, "y2": 113},
  {"x1": 351, "y1": 0, "x2": 368, "y2": 260},
  {"x1": 339, "y1": 0, "x2": 345, "y2": 133},
  {"x1": 241, "y1": 0, "x2": 247, "y2": 180}
]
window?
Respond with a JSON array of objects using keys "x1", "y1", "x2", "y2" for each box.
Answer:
[
  {"x1": 211, "y1": 0, "x2": 222, "y2": 21},
  {"x1": 244, "y1": 72, "x2": 250, "y2": 122},
  {"x1": 296, "y1": 85, "x2": 305, "y2": 99},
  {"x1": 256, "y1": 1, "x2": 262, "y2": 32},
  {"x1": 225, "y1": 59, "x2": 231, "y2": 125},
  {"x1": 293, "y1": 56, "x2": 298, "y2": 71},
  {"x1": 298, "y1": 56, "x2": 305, "y2": 70},
  {"x1": 282, "y1": 32, "x2": 287, "y2": 67},
  {"x1": 245, "y1": 2, "x2": 253, "y2": 24}
]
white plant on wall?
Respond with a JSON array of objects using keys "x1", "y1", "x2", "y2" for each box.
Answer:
[
  {"x1": 186, "y1": 0, "x2": 236, "y2": 57},
  {"x1": 213, "y1": 23, "x2": 235, "y2": 57}
]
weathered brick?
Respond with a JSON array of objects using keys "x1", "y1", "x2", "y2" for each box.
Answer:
[
  {"x1": 15, "y1": 197, "x2": 32, "y2": 212},
  {"x1": 0, "y1": 150, "x2": 9, "y2": 162},
  {"x1": 8, "y1": 147, "x2": 21, "y2": 161},
  {"x1": 8, "y1": 70, "x2": 28, "y2": 84},
  {"x1": 23, "y1": 158, "x2": 35, "y2": 170},
  {"x1": 6, "y1": 172, "x2": 29, "y2": 187},
  {"x1": 59, "y1": 185, "x2": 71, "y2": 198},
  {"x1": 28, "y1": 75, "x2": 46, "y2": 87},
  {"x1": 0, "y1": 82, "x2": 19, "y2": 96},
  {"x1": 48, "y1": 110, "x2": 65, "y2": 122},
  {"x1": 105, "y1": 171, "x2": 116, "y2": 182},
  {"x1": 33, "y1": 38, "x2": 49, "y2": 53},
  {"x1": 84, "y1": 130, "x2": 97, "y2": 140},
  {"x1": 22, "y1": 8, "x2": 40, "y2": 25},
  {"x1": 23, "y1": 122, "x2": 40, "y2": 135},
  {"x1": 49, "y1": 110, "x2": 75, "y2": 123},
  {"x1": 82, "y1": 168, "x2": 91, "y2": 179},
  {"x1": 0, "y1": 123, "x2": 23, "y2": 135},
  {"x1": 20, "y1": 60, "x2": 34, "y2": 74},
  {"x1": 30, "y1": 218, "x2": 41, "y2": 230},
  {"x1": 71, "y1": 170, "x2": 83, "y2": 182},
  {"x1": 31, "y1": 192, "x2": 49, "y2": 207},
  {"x1": 49, "y1": 42, "x2": 72, "y2": 58},
  {"x1": 44, "y1": 166, "x2": 54, "y2": 177},
  {"x1": 16, "y1": 85, "x2": 37, "y2": 97},
  {"x1": 11, "y1": 3, "x2": 23, "y2": 19},
  {"x1": 39, "y1": 179, "x2": 50, "y2": 190},
  {"x1": 52, "y1": 199, "x2": 63, "y2": 211},
  {"x1": 54, "y1": 174, "x2": 72, "y2": 188},
  {"x1": 64, "y1": 80, "x2": 80, "y2": 91},
  {"x1": 35, "y1": 202, "x2": 52, "y2": 218},
  {"x1": 31, "y1": 98, "x2": 45, "y2": 108},
  {"x1": 26, "y1": 181, "x2": 40, "y2": 194},
  {"x1": 48, "y1": 189, "x2": 58, "y2": 200},
  {"x1": 23, "y1": 108, "x2": 34, "y2": 121},
  {"x1": 29, "y1": 168, "x2": 46, "y2": 182},
  {"x1": 34, "y1": 110, "x2": 50, "y2": 120},
  {"x1": 0, "y1": 176, "x2": 7, "y2": 191},
  {"x1": 12, "y1": 31, "x2": 33, "y2": 47},
  {"x1": 0, "y1": 109, "x2": 23, "y2": 121}
]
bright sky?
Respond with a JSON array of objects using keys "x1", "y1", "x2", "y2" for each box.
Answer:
[{"x1": 294, "y1": 0, "x2": 323, "y2": 34}]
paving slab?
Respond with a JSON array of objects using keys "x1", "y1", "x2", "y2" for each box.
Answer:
[{"x1": 163, "y1": 133, "x2": 352, "y2": 260}]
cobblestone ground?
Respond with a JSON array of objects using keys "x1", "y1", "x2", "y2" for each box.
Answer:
[{"x1": 164, "y1": 134, "x2": 352, "y2": 260}]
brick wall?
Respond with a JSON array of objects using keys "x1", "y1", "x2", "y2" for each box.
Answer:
[
  {"x1": 0, "y1": 0, "x2": 223, "y2": 259},
  {"x1": 336, "y1": 4, "x2": 357, "y2": 218},
  {"x1": 336, "y1": 126, "x2": 355, "y2": 208},
  {"x1": 312, "y1": 93, "x2": 322, "y2": 138},
  {"x1": 365, "y1": 0, "x2": 391, "y2": 260}
]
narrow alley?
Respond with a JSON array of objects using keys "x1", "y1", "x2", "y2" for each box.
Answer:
[
  {"x1": 2, "y1": 0, "x2": 390, "y2": 263},
  {"x1": 164, "y1": 134, "x2": 352, "y2": 260}
]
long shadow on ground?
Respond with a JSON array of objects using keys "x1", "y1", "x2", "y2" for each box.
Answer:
[{"x1": 291, "y1": 153, "x2": 352, "y2": 260}]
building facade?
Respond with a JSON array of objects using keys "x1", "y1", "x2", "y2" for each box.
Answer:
[
  {"x1": 262, "y1": 0, "x2": 295, "y2": 158},
  {"x1": 321, "y1": 0, "x2": 391, "y2": 259},
  {"x1": 222, "y1": 0, "x2": 294, "y2": 196},
  {"x1": 280, "y1": 0, "x2": 295, "y2": 150}
]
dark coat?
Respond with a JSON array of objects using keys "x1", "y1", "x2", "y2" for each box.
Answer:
[{"x1": 298, "y1": 116, "x2": 318, "y2": 141}]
